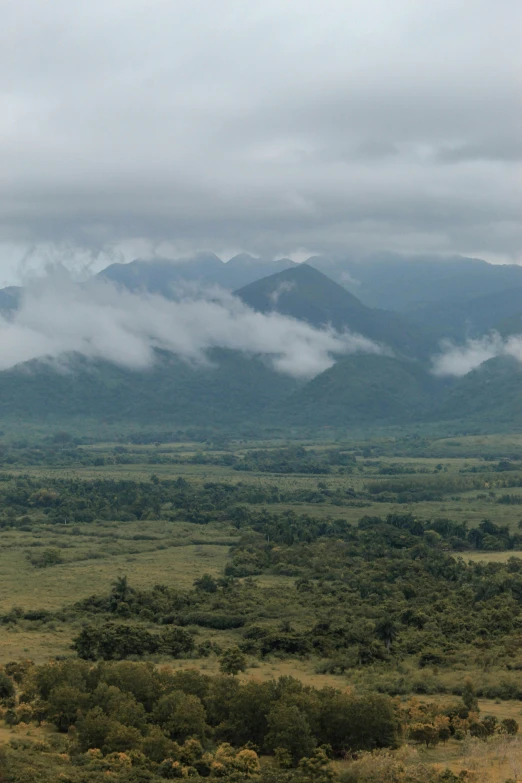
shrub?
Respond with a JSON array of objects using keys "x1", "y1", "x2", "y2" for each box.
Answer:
[{"x1": 220, "y1": 648, "x2": 247, "y2": 676}]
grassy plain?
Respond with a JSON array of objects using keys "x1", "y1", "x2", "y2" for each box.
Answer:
[
  {"x1": 3, "y1": 432, "x2": 522, "y2": 779},
  {"x1": 2, "y1": 435, "x2": 522, "y2": 661}
]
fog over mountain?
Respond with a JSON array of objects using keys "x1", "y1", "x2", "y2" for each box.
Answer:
[
  {"x1": 0, "y1": 257, "x2": 521, "y2": 430},
  {"x1": 0, "y1": 271, "x2": 382, "y2": 378}
]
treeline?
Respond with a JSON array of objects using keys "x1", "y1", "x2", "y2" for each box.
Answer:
[
  {"x1": 223, "y1": 513, "x2": 522, "y2": 666},
  {"x1": 366, "y1": 469, "x2": 522, "y2": 502},
  {"x1": 228, "y1": 509, "x2": 521, "y2": 554},
  {"x1": 232, "y1": 447, "x2": 356, "y2": 475},
  {"x1": 0, "y1": 475, "x2": 360, "y2": 526},
  {"x1": 5, "y1": 469, "x2": 522, "y2": 528}
]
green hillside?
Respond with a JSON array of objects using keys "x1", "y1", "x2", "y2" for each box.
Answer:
[
  {"x1": 434, "y1": 356, "x2": 522, "y2": 426},
  {"x1": 0, "y1": 350, "x2": 298, "y2": 427},
  {"x1": 268, "y1": 354, "x2": 440, "y2": 426}
]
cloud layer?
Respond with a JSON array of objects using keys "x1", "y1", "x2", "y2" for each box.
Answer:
[
  {"x1": 0, "y1": 276, "x2": 382, "y2": 378},
  {"x1": 432, "y1": 333, "x2": 522, "y2": 377},
  {"x1": 0, "y1": 0, "x2": 521, "y2": 279}
]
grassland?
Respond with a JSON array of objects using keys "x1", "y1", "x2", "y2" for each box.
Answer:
[
  {"x1": 3, "y1": 432, "x2": 522, "y2": 780},
  {"x1": 2, "y1": 434, "x2": 522, "y2": 662}
]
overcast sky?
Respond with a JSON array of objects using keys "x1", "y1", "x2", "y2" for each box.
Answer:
[{"x1": 1, "y1": 0, "x2": 520, "y2": 284}]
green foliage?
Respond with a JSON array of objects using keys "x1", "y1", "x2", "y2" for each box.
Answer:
[
  {"x1": 266, "y1": 704, "x2": 316, "y2": 763},
  {"x1": 27, "y1": 547, "x2": 63, "y2": 568},
  {"x1": 0, "y1": 670, "x2": 15, "y2": 702},
  {"x1": 152, "y1": 690, "x2": 208, "y2": 742},
  {"x1": 72, "y1": 622, "x2": 194, "y2": 660},
  {"x1": 219, "y1": 647, "x2": 247, "y2": 676}
]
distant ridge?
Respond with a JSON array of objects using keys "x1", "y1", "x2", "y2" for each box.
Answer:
[
  {"x1": 99, "y1": 253, "x2": 295, "y2": 294},
  {"x1": 307, "y1": 254, "x2": 522, "y2": 311}
]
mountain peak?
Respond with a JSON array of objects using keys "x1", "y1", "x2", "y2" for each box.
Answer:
[
  {"x1": 235, "y1": 263, "x2": 366, "y2": 321},
  {"x1": 235, "y1": 264, "x2": 432, "y2": 359}
]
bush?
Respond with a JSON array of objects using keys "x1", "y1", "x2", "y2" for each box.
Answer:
[
  {"x1": 27, "y1": 548, "x2": 63, "y2": 568},
  {"x1": 177, "y1": 612, "x2": 245, "y2": 630},
  {"x1": 0, "y1": 672, "x2": 15, "y2": 702}
]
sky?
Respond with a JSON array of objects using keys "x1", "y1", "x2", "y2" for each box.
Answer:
[{"x1": 1, "y1": 0, "x2": 521, "y2": 285}]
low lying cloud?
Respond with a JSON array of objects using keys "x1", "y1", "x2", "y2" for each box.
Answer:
[
  {"x1": 0, "y1": 275, "x2": 383, "y2": 379},
  {"x1": 432, "y1": 333, "x2": 522, "y2": 377},
  {"x1": 268, "y1": 280, "x2": 296, "y2": 306}
]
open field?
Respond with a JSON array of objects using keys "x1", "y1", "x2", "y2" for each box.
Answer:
[{"x1": 0, "y1": 521, "x2": 234, "y2": 611}]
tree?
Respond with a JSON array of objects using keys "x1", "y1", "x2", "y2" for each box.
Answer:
[
  {"x1": 226, "y1": 680, "x2": 275, "y2": 748},
  {"x1": 266, "y1": 704, "x2": 316, "y2": 764},
  {"x1": 481, "y1": 715, "x2": 498, "y2": 738},
  {"x1": 46, "y1": 685, "x2": 89, "y2": 732},
  {"x1": 110, "y1": 575, "x2": 133, "y2": 610},
  {"x1": 159, "y1": 627, "x2": 195, "y2": 657},
  {"x1": 297, "y1": 746, "x2": 335, "y2": 783},
  {"x1": 152, "y1": 690, "x2": 207, "y2": 742},
  {"x1": 220, "y1": 647, "x2": 247, "y2": 676},
  {"x1": 409, "y1": 722, "x2": 440, "y2": 748},
  {"x1": 211, "y1": 743, "x2": 261, "y2": 779},
  {"x1": 76, "y1": 707, "x2": 114, "y2": 752},
  {"x1": 318, "y1": 692, "x2": 398, "y2": 754},
  {"x1": 29, "y1": 547, "x2": 63, "y2": 568},
  {"x1": 103, "y1": 722, "x2": 143, "y2": 754},
  {"x1": 375, "y1": 618, "x2": 398, "y2": 652},
  {"x1": 141, "y1": 725, "x2": 179, "y2": 763},
  {"x1": 4, "y1": 709, "x2": 17, "y2": 727},
  {"x1": 435, "y1": 715, "x2": 451, "y2": 744},
  {"x1": 462, "y1": 677, "x2": 479, "y2": 712}
]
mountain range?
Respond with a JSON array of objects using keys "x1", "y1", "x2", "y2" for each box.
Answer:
[{"x1": 1, "y1": 252, "x2": 522, "y2": 433}]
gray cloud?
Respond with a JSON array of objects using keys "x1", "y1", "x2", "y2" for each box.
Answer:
[
  {"x1": 0, "y1": 0, "x2": 521, "y2": 277},
  {"x1": 0, "y1": 274, "x2": 383, "y2": 378}
]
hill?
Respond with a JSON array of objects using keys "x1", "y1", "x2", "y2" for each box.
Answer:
[
  {"x1": 434, "y1": 356, "x2": 522, "y2": 426},
  {"x1": 235, "y1": 264, "x2": 434, "y2": 358},
  {"x1": 0, "y1": 350, "x2": 299, "y2": 427},
  {"x1": 268, "y1": 354, "x2": 440, "y2": 426}
]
